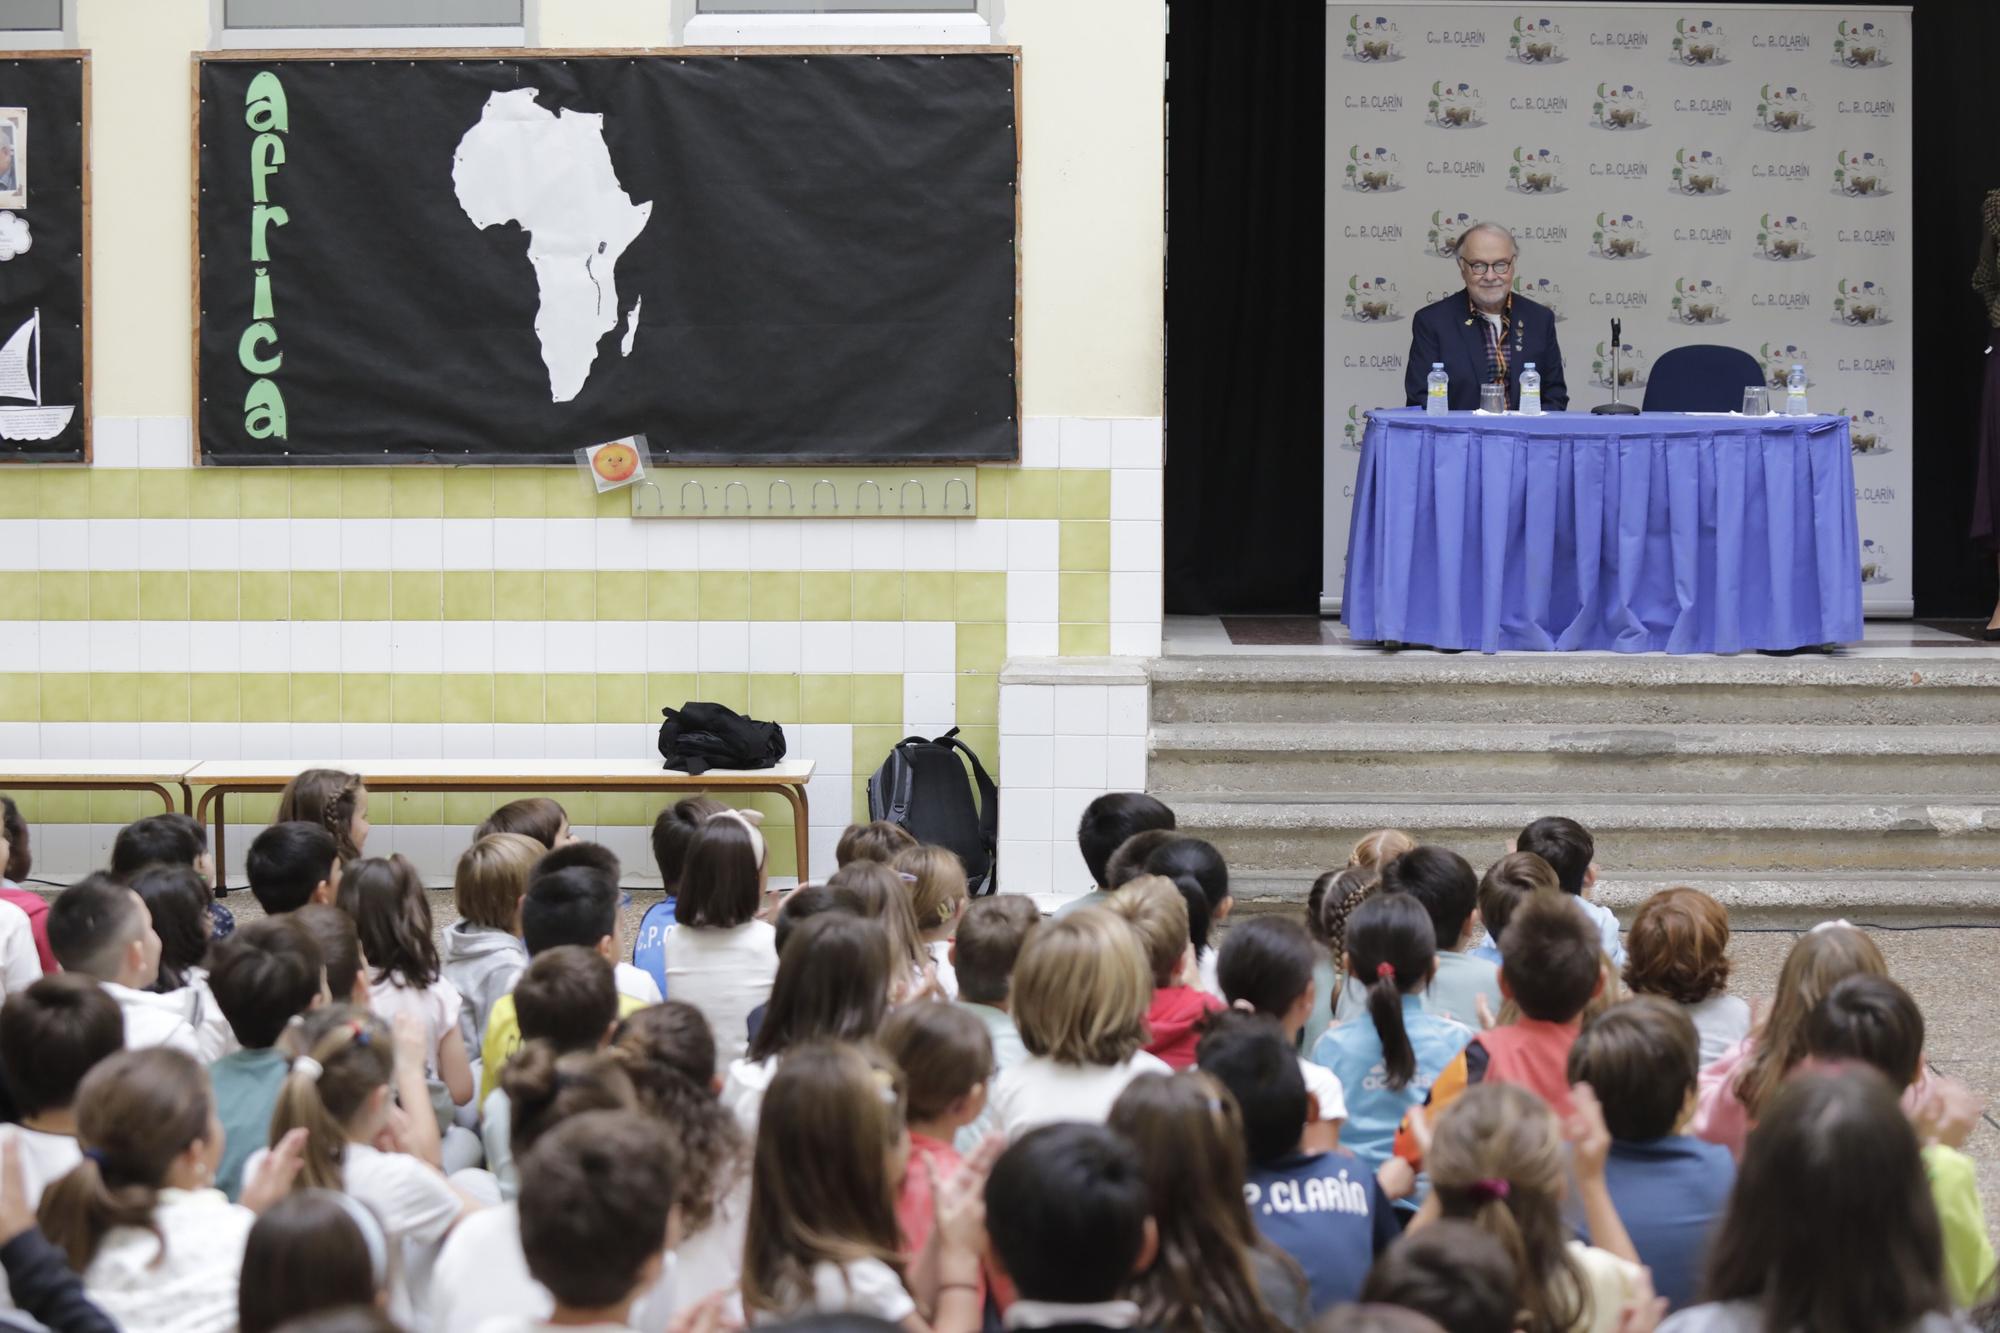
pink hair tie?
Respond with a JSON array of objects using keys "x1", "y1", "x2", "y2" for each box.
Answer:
[
  {"x1": 1467, "y1": 1178, "x2": 1512, "y2": 1204},
  {"x1": 1375, "y1": 962, "x2": 1396, "y2": 980}
]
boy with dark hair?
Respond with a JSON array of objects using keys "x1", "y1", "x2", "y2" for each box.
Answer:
[
  {"x1": 1198, "y1": 1012, "x2": 1396, "y2": 1313},
  {"x1": 1057, "y1": 792, "x2": 1176, "y2": 916},
  {"x1": 112, "y1": 812, "x2": 234, "y2": 943},
  {"x1": 950, "y1": 894, "x2": 1040, "y2": 1153},
  {"x1": 1360, "y1": 1221, "x2": 1520, "y2": 1333},
  {"x1": 206, "y1": 917, "x2": 329, "y2": 1200},
  {"x1": 244, "y1": 821, "x2": 340, "y2": 916},
  {"x1": 0, "y1": 974, "x2": 123, "y2": 1206},
  {"x1": 45, "y1": 874, "x2": 199, "y2": 1056},
  {"x1": 1143, "y1": 836, "x2": 1234, "y2": 996},
  {"x1": 984, "y1": 1122, "x2": 1157, "y2": 1321},
  {"x1": 1102, "y1": 829, "x2": 1180, "y2": 891},
  {"x1": 1565, "y1": 997, "x2": 1734, "y2": 1311},
  {"x1": 1515, "y1": 815, "x2": 1624, "y2": 966},
  {"x1": 290, "y1": 903, "x2": 368, "y2": 1007},
  {"x1": 1471, "y1": 851, "x2": 1558, "y2": 965},
  {"x1": 1341, "y1": 847, "x2": 1497, "y2": 1031},
  {"x1": 483, "y1": 945, "x2": 622, "y2": 1199}
]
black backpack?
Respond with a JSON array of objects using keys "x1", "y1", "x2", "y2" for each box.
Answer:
[
  {"x1": 866, "y1": 728, "x2": 999, "y2": 895},
  {"x1": 657, "y1": 702, "x2": 786, "y2": 775}
]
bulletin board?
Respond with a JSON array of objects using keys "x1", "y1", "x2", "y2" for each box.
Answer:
[{"x1": 0, "y1": 53, "x2": 87, "y2": 464}]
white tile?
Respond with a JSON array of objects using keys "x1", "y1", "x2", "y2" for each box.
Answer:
[
  {"x1": 0, "y1": 623, "x2": 34, "y2": 671},
  {"x1": 850, "y1": 521, "x2": 904, "y2": 571},
  {"x1": 137, "y1": 520, "x2": 189, "y2": 572},
  {"x1": 805, "y1": 772, "x2": 852, "y2": 827},
  {"x1": 92, "y1": 418, "x2": 140, "y2": 468},
  {"x1": 645, "y1": 520, "x2": 699, "y2": 568},
  {"x1": 391, "y1": 723, "x2": 444, "y2": 759},
  {"x1": 337, "y1": 519, "x2": 393, "y2": 570},
  {"x1": 1052, "y1": 735, "x2": 1109, "y2": 790},
  {"x1": 544, "y1": 621, "x2": 598, "y2": 672},
  {"x1": 696, "y1": 519, "x2": 751, "y2": 570},
  {"x1": 596, "y1": 722, "x2": 653, "y2": 758},
  {"x1": 37, "y1": 723, "x2": 88, "y2": 759},
  {"x1": 83, "y1": 722, "x2": 128, "y2": 760},
  {"x1": 646, "y1": 621, "x2": 699, "y2": 673},
  {"x1": 1105, "y1": 685, "x2": 1149, "y2": 736},
  {"x1": 543, "y1": 519, "x2": 596, "y2": 570},
  {"x1": 748, "y1": 621, "x2": 802, "y2": 674},
  {"x1": 999, "y1": 787, "x2": 1053, "y2": 842},
  {"x1": 1006, "y1": 519, "x2": 1059, "y2": 572},
  {"x1": 138, "y1": 621, "x2": 192, "y2": 673},
  {"x1": 492, "y1": 723, "x2": 546, "y2": 759},
  {"x1": 954, "y1": 518, "x2": 1009, "y2": 571},
  {"x1": 799, "y1": 621, "x2": 853, "y2": 674},
  {"x1": 697, "y1": 620, "x2": 750, "y2": 673},
  {"x1": 37, "y1": 621, "x2": 88, "y2": 672},
  {"x1": 287, "y1": 518, "x2": 343, "y2": 570},
  {"x1": 137, "y1": 416, "x2": 192, "y2": 468},
  {"x1": 178, "y1": 519, "x2": 236, "y2": 571},
  {"x1": 439, "y1": 724, "x2": 496, "y2": 759},
  {"x1": 390, "y1": 825, "x2": 448, "y2": 879},
  {"x1": 239, "y1": 622, "x2": 291, "y2": 673},
  {"x1": 1021, "y1": 417, "x2": 1060, "y2": 469},
  {"x1": 850, "y1": 621, "x2": 904, "y2": 674},
  {"x1": 1052, "y1": 684, "x2": 1109, "y2": 736},
  {"x1": 794, "y1": 724, "x2": 853, "y2": 774},
  {"x1": 1110, "y1": 622, "x2": 1163, "y2": 657},
  {"x1": 34, "y1": 821, "x2": 89, "y2": 875},
  {"x1": 440, "y1": 621, "x2": 494, "y2": 674},
  {"x1": 1105, "y1": 735, "x2": 1148, "y2": 789},
  {"x1": 1110, "y1": 417, "x2": 1164, "y2": 470},
  {"x1": 1110, "y1": 468, "x2": 1164, "y2": 522},
  {"x1": 189, "y1": 623, "x2": 243, "y2": 673},
  {"x1": 439, "y1": 519, "x2": 495, "y2": 571},
  {"x1": 797, "y1": 519, "x2": 853, "y2": 570},
  {"x1": 594, "y1": 519, "x2": 648, "y2": 569},
  {"x1": 745, "y1": 520, "x2": 802, "y2": 571},
  {"x1": 1110, "y1": 520, "x2": 1163, "y2": 573},
  {"x1": 390, "y1": 621, "x2": 444, "y2": 674},
  {"x1": 1050, "y1": 789, "x2": 1099, "y2": 852},
  {"x1": 0, "y1": 720, "x2": 38, "y2": 756},
  {"x1": 997, "y1": 839, "x2": 1054, "y2": 894},
  {"x1": 339, "y1": 723, "x2": 393, "y2": 759},
  {"x1": 86, "y1": 519, "x2": 140, "y2": 569},
  {"x1": 1110, "y1": 572, "x2": 1162, "y2": 624},
  {"x1": 490, "y1": 621, "x2": 544, "y2": 673},
  {"x1": 87, "y1": 621, "x2": 141, "y2": 672},
  {"x1": 188, "y1": 722, "x2": 243, "y2": 761},
  {"x1": 902, "y1": 520, "x2": 956, "y2": 572},
  {"x1": 904, "y1": 621, "x2": 956, "y2": 674},
  {"x1": 1059, "y1": 418, "x2": 1113, "y2": 469},
  {"x1": 1007, "y1": 622, "x2": 1060, "y2": 657},
  {"x1": 1006, "y1": 570, "x2": 1059, "y2": 626},
  {"x1": 0, "y1": 521, "x2": 33, "y2": 570},
  {"x1": 138, "y1": 722, "x2": 192, "y2": 761},
  {"x1": 1051, "y1": 839, "x2": 1091, "y2": 895},
  {"x1": 240, "y1": 723, "x2": 293, "y2": 760},
  {"x1": 903, "y1": 672, "x2": 956, "y2": 731},
  {"x1": 598, "y1": 826, "x2": 654, "y2": 876},
  {"x1": 233, "y1": 522, "x2": 288, "y2": 572},
  {"x1": 594, "y1": 621, "x2": 647, "y2": 671},
  {"x1": 33, "y1": 520, "x2": 84, "y2": 571},
  {"x1": 543, "y1": 725, "x2": 597, "y2": 759},
  {"x1": 341, "y1": 622, "x2": 392, "y2": 673},
  {"x1": 290, "y1": 723, "x2": 342, "y2": 760},
  {"x1": 1000, "y1": 683, "x2": 1055, "y2": 736},
  {"x1": 491, "y1": 519, "x2": 546, "y2": 570},
  {"x1": 809, "y1": 825, "x2": 844, "y2": 882},
  {"x1": 998, "y1": 735, "x2": 1054, "y2": 789}
]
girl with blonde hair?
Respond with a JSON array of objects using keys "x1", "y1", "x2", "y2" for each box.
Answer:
[
  {"x1": 892, "y1": 844, "x2": 970, "y2": 999},
  {"x1": 1348, "y1": 829, "x2": 1416, "y2": 872},
  {"x1": 441, "y1": 831, "x2": 543, "y2": 1066}
]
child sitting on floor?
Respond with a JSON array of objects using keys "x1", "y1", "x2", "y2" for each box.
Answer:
[
  {"x1": 475, "y1": 797, "x2": 577, "y2": 850},
  {"x1": 1622, "y1": 887, "x2": 1750, "y2": 1066},
  {"x1": 45, "y1": 874, "x2": 200, "y2": 1056},
  {"x1": 244, "y1": 823, "x2": 341, "y2": 918},
  {"x1": 894, "y1": 844, "x2": 971, "y2": 999},
  {"x1": 1059, "y1": 793, "x2": 1177, "y2": 917},
  {"x1": 1110, "y1": 874, "x2": 1222, "y2": 1070},
  {"x1": 1472, "y1": 851, "x2": 1558, "y2": 966},
  {"x1": 1218, "y1": 915, "x2": 1347, "y2": 1149},
  {"x1": 1515, "y1": 816, "x2": 1625, "y2": 968},
  {"x1": 440, "y1": 832, "x2": 541, "y2": 1073},
  {"x1": 879, "y1": 1002, "x2": 994, "y2": 1307},
  {"x1": 206, "y1": 917, "x2": 328, "y2": 1200}
]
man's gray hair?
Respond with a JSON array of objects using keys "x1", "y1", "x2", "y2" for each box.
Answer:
[{"x1": 1454, "y1": 221, "x2": 1518, "y2": 255}]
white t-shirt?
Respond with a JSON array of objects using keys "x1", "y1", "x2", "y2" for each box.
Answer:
[
  {"x1": 0, "y1": 1127, "x2": 81, "y2": 1310},
  {"x1": 180, "y1": 968, "x2": 239, "y2": 1063},
  {"x1": 101, "y1": 981, "x2": 202, "y2": 1056},
  {"x1": 750, "y1": 1258, "x2": 915, "y2": 1324},
  {"x1": 925, "y1": 939, "x2": 959, "y2": 1000},
  {"x1": 370, "y1": 973, "x2": 466, "y2": 1081},
  {"x1": 664, "y1": 920, "x2": 778, "y2": 1066},
  {"x1": 0, "y1": 898, "x2": 39, "y2": 998},
  {"x1": 616, "y1": 961, "x2": 664, "y2": 1006},
  {"x1": 344, "y1": 1141, "x2": 467, "y2": 1326},
  {"x1": 671, "y1": 1178, "x2": 749, "y2": 1318},
  {"x1": 988, "y1": 1050, "x2": 1172, "y2": 1137},
  {"x1": 80, "y1": 1187, "x2": 252, "y2": 1333},
  {"x1": 722, "y1": 1054, "x2": 780, "y2": 1135},
  {"x1": 434, "y1": 1202, "x2": 681, "y2": 1333},
  {"x1": 1566, "y1": 1241, "x2": 1653, "y2": 1333},
  {"x1": 1298, "y1": 1055, "x2": 1348, "y2": 1123}
]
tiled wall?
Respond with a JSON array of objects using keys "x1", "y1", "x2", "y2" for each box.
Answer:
[
  {"x1": 0, "y1": 414, "x2": 1162, "y2": 889},
  {"x1": 998, "y1": 659, "x2": 1150, "y2": 896}
]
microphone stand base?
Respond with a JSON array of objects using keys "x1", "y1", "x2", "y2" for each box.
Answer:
[{"x1": 1591, "y1": 403, "x2": 1642, "y2": 415}]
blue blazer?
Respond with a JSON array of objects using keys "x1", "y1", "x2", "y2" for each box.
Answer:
[{"x1": 1402, "y1": 290, "x2": 1569, "y2": 411}]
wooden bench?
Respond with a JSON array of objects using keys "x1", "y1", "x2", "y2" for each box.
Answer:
[{"x1": 0, "y1": 762, "x2": 195, "y2": 817}]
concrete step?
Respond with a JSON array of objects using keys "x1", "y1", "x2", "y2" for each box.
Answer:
[
  {"x1": 1148, "y1": 723, "x2": 2000, "y2": 798},
  {"x1": 1149, "y1": 655, "x2": 2000, "y2": 727}
]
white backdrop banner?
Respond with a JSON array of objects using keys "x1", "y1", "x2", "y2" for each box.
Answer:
[{"x1": 1322, "y1": 3, "x2": 1913, "y2": 615}]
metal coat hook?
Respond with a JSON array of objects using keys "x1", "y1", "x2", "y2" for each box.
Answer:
[
  {"x1": 722, "y1": 480, "x2": 749, "y2": 514},
  {"x1": 768, "y1": 479, "x2": 797, "y2": 512},
  {"x1": 944, "y1": 477, "x2": 971, "y2": 512},
  {"x1": 679, "y1": 479, "x2": 708, "y2": 513},
  {"x1": 636, "y1": 480, "x2": 664, "y2": 515},
  {"x1": 899, "y1": 479, "x2": 927, "y2": 512},
  {"x1": 812, "y1": 479, "x2": 839, "y2": 512},
  {"x1": 856, "y1": 479, "x2": 884, "y2": 513}
]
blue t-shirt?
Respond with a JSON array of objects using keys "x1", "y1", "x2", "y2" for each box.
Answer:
[
  {"x1": 210, "y1": 1046, "x2": 290, "y2": 1201},
  {"x1": 1244, "y1": 1150, "x2": 1400, "y2": 1313},
  {"x1": 1601, "y1": 1135, "x2": 1735, "y2": 1311},
  {"x1": 1310, "y1": 993, "x2": 1473, "y2": 1175}
]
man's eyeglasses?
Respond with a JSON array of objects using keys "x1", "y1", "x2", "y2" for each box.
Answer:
[{"x1": 1460, "y1": 259, "x2": 1514, "y2": 276}]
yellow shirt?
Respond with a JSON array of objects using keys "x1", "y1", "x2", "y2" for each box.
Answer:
[
  {"x1": 1924, "y1": 1143, "x2": 1997, "y2": 1309},
  {"x1": 478, "y1": 990, "x2": 649, "y2": 1102}
]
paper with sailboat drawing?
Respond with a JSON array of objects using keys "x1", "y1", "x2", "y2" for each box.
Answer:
[{"x1": 0, "y1": 309, "x2": 73, "y2": 441}]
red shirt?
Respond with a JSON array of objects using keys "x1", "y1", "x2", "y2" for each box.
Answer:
[
  {"x1": 0, "y1": 886, "x2": 55, "y2": 974},
  {"x1": 897, "y1": 1132, "x2": 986, "y2": 1307},
  {"x1": 1471, "y1": 1018, "x2": 1581, "y2": 1117},
  {"x1": 1144, "y1": 985, "x2": 1226, "y2": 1070}
]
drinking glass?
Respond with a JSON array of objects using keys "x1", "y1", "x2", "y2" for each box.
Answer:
[
  {"x1": 1479, "y1": 383, "x2": 1508, "y2": 413},
  {"x1": 1741, "y1": 386, "x2": 1770, "y2": 415}
]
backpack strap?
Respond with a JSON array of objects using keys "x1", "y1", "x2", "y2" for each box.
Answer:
[{"x1": 932, "y1": 727, "x2": 999, "y2": 860}]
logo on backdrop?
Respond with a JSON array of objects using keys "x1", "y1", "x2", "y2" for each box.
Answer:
[
  {"x1": 1836, "y1": 96, "x2": 1896, "y2": 117},
  {"x1": 1427, "y1": 81, "x2": 1485, "y2": 128},
  {"x1": 1674, "y1": 93, "x2": 1732, "y2": 116},
  {"x1": 1756, "y1": 84, "x2": 1814, "y2": 131},
  {"x1": 1861, "y1": 538, "x2": 1892, "y2": 584},
  {"x1": 1344, "y1": 146, "x2": 1404, "y2": 192},
  {"x1": 1747, "y1": 26, "x2": 1811, "y2": 52},
  {"x1": 1508, "y1": 148, "x2": 1565, "y2": 194},
  {"x1": 1587, "y1": 28, "x2": 1649, "y2": 51},
  {"x1": 1833, "y1": 149, "x2": 1890, "y2": 196},
  {"x1": 1513, "y1": 275, "x2": 1565, "y2": 319},
  {"x1": 1759, "y1": 343, "x2": 1811, "y2": 388},
  {"x1": 1591, "y1": 212, "x2": 1649, "y2": 259},
  {"x1": 1591, "y1": 340, "x2": 1649, "y2": 387},
  {"x1": 1754, "y1": 212, "x2": 1812, "y2": 260},
  {"x1": 1591, "y1": 84, "x2": 1650, "y2": 130},
  {"x1": 1833, "y1": 278, "x2": 1890, "y2": 325},
  {"x1": 1670, "y1": 19, "x2": 1730, "y2": 66},
  {"x1": 1844, "y1": 408, "x2": 1892, "y2": 455},
  {"x1": 1342, "y1": 15, "x2": 1403, "y2": 63},
  {"x1": 1341, "y1": 405, "x2": 1369, "y2": 452},
  {"x1": 1670, "y1": 149, "x2": 1728, "y2": 195},
  {"x1": 1670, "y1": 277, "x2": 1729, "y2": 325},
  {"x1": 1508, "y1": 17, "x2": 1566, "y2": 64},
  {"x1": 1426, "y1": 27, "x2": 1487, "y2": 48},
  {"x1": 1838, "y1": 224, "x2": 1895, "y2": 245},
  {"x1": 1427, "y1": 210, "x2": 1474, "y2": 255},
  {"x1": 1342, "y1": 276, "x2": 1401, "y2": 323},
  {"x1": 1343, "y1": 93, "x2": 1404, "y2": 113},
  {"x1": 1343, "y1": 221, "x2": 1404, "y2": 242},
  {"x1": 1342, "y1": 352, "x2": 1404, "y2": 371},
  {"x1": 1833, "y1": 20, "x2": 1891, "y2": 68}
]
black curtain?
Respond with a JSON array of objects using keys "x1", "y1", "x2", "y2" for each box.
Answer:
[{"x1": 1163, "y1": 1, "x2": 1326, "y2": 614}]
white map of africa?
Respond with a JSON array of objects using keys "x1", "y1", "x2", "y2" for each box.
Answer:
[{"x1": 452, "y1": 89, "x2": 653, "y2": 403}]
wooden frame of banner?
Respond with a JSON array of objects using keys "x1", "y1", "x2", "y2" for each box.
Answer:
[{"x1": 189, "y1": 46, "x2": 1024, "y2": 466}]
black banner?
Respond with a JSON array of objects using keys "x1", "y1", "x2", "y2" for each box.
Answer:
[
  {"x1": 196, "y1": 52, "x2": 1019, "y2": 467},
  {"x1": 0, "y1": 56, "x2": 85, "y2": 464}
]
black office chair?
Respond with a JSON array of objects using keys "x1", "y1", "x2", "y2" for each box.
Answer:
[{"x1": 1640, "y1": 344, "x2": 1766, "y2": 412}]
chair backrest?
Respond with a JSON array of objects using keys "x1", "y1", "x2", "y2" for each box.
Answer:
[{"x1": 1641, "y1": 344, "x2": 1766, "y2": 412}]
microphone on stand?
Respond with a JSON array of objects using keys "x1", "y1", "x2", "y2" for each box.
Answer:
[{"x1": 1593, "y1": 316, "x2": 1641, "y2": 415}]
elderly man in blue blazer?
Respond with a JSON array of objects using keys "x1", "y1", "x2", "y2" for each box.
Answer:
[{"x1": 1403, "y1": 222, "x2": 1568, "y2": 411}]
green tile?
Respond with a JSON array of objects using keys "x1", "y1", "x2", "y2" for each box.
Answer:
[
  {"x1": 543, "y1": 470, "x2": 597, "y2": 519},
  {"x1": 544, "y1": 572, "x2": 595, "y2": 621},
  {"x1": 289, "y1": 472, "x2": 341, "y2": 519},
  {"x1": 87, "y1": 572, "x2": 137, "y2": 621},
  {"x1": 1058, "y1": 469, "x2": 1112, "y2": 520},
  {"x1": 290, "y1": 572, "x2": 341, "y2": 621},
  {"x1": 595, "y1": 673, "x2": 644, "y2": 722},
  {"x1": 240, "y1": 673, "x2": 291, "y2": 722},
  {"x1": 38, "y1": 471, "x2": 88, "y2": 518},
  {"x1": 748, "y1": 572, "x2": 800, "y2": 622},
  {"x1": 441, "y1": 673, "x2": 494, "y2": 724},
  {"x1": 851, "y1": 571, "x2": 901, "y2": 621},
  {"x1": 1060, "y1": 623, "x2": 1111, "y2": 655},
  {"x1": 340, "y1": 469, "x2": 394, "y2": 518},
  {"x1": 443, "y1": 572, "x2": 494, "y2": 621},
  {"x1": 188, "y1": 469, "x2": 240, "y2": 518},
  {"x1": 956, "y1": 572, "x2": 1007, "y2": 623},
  {"x1": 189, "y1": 673, "x2": 239, "y2": 723},
  {"x1": 697, "y1": 571, "x2": 748, "y2": 620},
  {"x1": 341, "y1": 673, "x2": 392, "y2": 724},
  {"x1": 646, "y1": 572, "x2": 697, "y2": 620},
  {"x1": 443, "y1": 793, "x2": 493, "y2": 826},
  {"x1": 748, "y1": 672, "x2": 799, "y2": 723},
  {"x1": 903, "y1": 571, "x2": 954, "y2": 621},
  {"x1": 595, "y1": 572, "x2": 646, "y2": 621},
  {"x1": 291, "y1": 672, "x2": 341, "y2": 723},
  {"x1": 89, "y1": 672, "x2": 145, "y2": 723},
  {"x1": 239, "y1": 571, "x2": 290, "y2": 621},
  {"x1": 957, "y1": 623, "x2": 1008, "y2": 675},
  {"x1": 851, "y1": 725, "x2": 903, "y2": 781},
  {"x1": 89, "y1": 470, "x2": 138, "y2": 518},
  {"x1": 392, "y1": 792, "x2": 443, "y2": 824},
  {"x1": 442, "y1": 468, "x2": 494, "y2": 518},
  {"x1": 852, "y1": 673, "x2": 903, "y2": 724},
  {"x1": 494, "y1": 674, "x2": 545, "y2": 723},
  {"x1": 493, "y1": 571, "x2": 545, "y2": 620},
  {"x1": 799, "y1": 673, "x2": 852, "y2": 723},
  {"x1": 1059, "y1": 571, "x2": 1110, "y2": 623},
  {"x1": 1007, "y1": 469, "x2": 1059, "y2": 519},
  {"x1": 391, "y1": 469, "x2": 444, "y2": 518},
  {"x1": 1059, "y1": 521, "x2": 1111, "y2": 572},
  {"x1": 89, "y1": 791, "x2": 144, "y2": 824},
  {"x1": 341, "y1": 572, "x2": 390, "y2": 621},
  {"x1": 0, "y1": 673, "x2": 35, "y2": 720},
  {"x1": 239, "y1": 471, "x2": 290, "y2": 519},
  {"x1": 138, "y1": 571, "x2": 187, "y2": 621},
  {"x1": 598, "y1": 793, "x2": 649, "y2": 826},
  {"x1": 39, "y1": 572, "x2": 88, "y2": 620},
  {"x1": 493, "y1": 470, "x2": 545, "y2": 518},
  {"x1": 391, "y1": 571, "x2": 442, "y2": 621},
  {"x1": 38, "y1": 791, "x2": 87, "y2": 822},
  {"x1": 956, "y1": 672, "x2": 1000, "y2": 726},
  {"x1": 696, "y1": 672, "x2": 749, "y2": 714},
  {"x1": 797, "y1": 572, "x2": 851, "y2": 621},
  {"x1": 0, "y1": 472, "x2": 34, "y2": 518},
  {"x1": 958, "y1": 725, "x2": 1000, "y2": 776},
  {"x1": 0, "y1": 575, "x2": 31, "y2": 620},
  {"x1": 595, "y1": 488, "x2": 630, "y2": 519},
  {"x1": 975, "y1": 467, "x2": 1009, "y2": 518},
  {"x1": 544, "y1": 673, "x2": 595, "y2": 724},
  {"x1": 391, "y1": 673, "x2": 441, "y2": 724},
  {"x1": 138, "y1": 470, "x2": 190, "y2": 518},
  {"x1": 140, "y1": 674, "x2": 189, "y2": 723},
  {"x1": 647, "y1": 673, "x2": 698, "y2": 715}
]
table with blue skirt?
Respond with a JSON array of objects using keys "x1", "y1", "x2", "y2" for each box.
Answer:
[{"x1": 1341, "y1": 409, "x2": 1864, "y2": 654}]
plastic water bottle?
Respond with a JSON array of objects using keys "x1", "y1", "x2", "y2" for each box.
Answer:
[
  {"x1": 1426, "y1": 363, "x2": 1449, "y2": 414},
  {"x1": 1519, "y1": 362, "x2": 1542, "y2": 415},
  {"x1": 1785, "y1": 364, "x2": 1809, "y2": 415}
]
